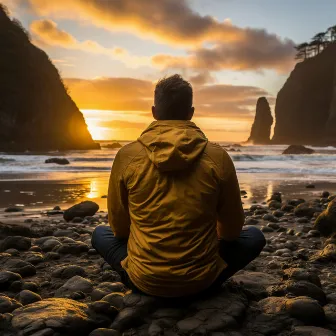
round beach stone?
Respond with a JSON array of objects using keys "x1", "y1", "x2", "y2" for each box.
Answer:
[
  {"x1": 91, "y1": 282, "x2": 126, "y2": 301},
  {"x1": 283, "y1": 268, "x2": 321, "y2": 287},
  {"x1": 54, "y1": 276, "x2": 93, "y2": 298},
  {"x1": 40, "y1": 238, "x2": 61, "y2": 252},
  {"x1": 51, "y1": 265, "x2": 87, "y2": 279},
  {"x1": 285, "y1": 296, "x2": 325, "y2": 324},
  {"x1": 0, "y1": 295, "x2": 22, "y2": 313},
  {"x1": 53, "y1": 242, "x2": 89, "y2": 255},
  {"x1": 2, "y1": 259, "x2": 36, "y2": 277},
  {"x1": 101, "y1": 293, "x2": 125, "y2": 310},
  {"x1": 16, "y1": 290, "x2": 42, "y2": 306},
  {"x1": 5, "y1": 248, "x2": 20, "y2": 256},
  {"x1": 63, "y1": 201, "x2": 99, "y2": 222},
  {"x1": 89, "y1": 301, "x2": 119, "y2": 317},
  {"x1": 0, "y1": 271, "x2": 22, "y2": 290},
  {"x1": 0, "y1": 236, "x2": 31, "y2": 252},
  {"x1": 263, "y1": 214, "x2": 279, "y2": 222},
  {"x1": 44, "y1": 252, "x2": 60, "y2": 260},
  {"x1": 25, "y1": 252, "x2": 44, "y2": 265},
  {"x1": 53, "y1": 230, "x2": 80, "y2": 239}
]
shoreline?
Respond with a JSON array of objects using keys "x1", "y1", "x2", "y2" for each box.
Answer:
[{"x1": 1, "y1": 172, "x2": 336, "y2": 214}]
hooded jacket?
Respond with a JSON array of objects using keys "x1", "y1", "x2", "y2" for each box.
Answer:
[{"x1": 108, "y1": 120, "x2": 244, "y2": 297}]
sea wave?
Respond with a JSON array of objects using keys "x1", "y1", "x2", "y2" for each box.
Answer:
[
  {"x1": 72, "y1": 158, "x2": 113, "y2": 162},
  {"x1": 231, "y1": 154, "x2": 336, "y2": 162},
  {"x1": 0, "y1": 158, "x2": 16, "y2": 163}
]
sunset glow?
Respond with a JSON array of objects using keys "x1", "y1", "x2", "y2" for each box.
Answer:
[{"x1": 6, "y1": 0, "x2": 336, "y2": 141}]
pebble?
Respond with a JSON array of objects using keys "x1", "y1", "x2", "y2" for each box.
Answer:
[
  {"x1": 0, "y1": 236, "x2": 31, "y2": 252},
  {"x1": 285, "y1": 296, "x2": 325, "y2": 324},
  {"x1": 16, "y1": 290, "x2": 42, "y2": 305},
  {"x1": 54, "y1": 276, "x2": 94, "y2": 298},
  {"x1": 51, "y1": 265, "x2": 87, "y2": 279},
  {"x1": 0, "y1": 295, "x2": 22, "y2": 313},
  {"x1": 91, "y1": 282, "x2": 126, "y2": 301}
]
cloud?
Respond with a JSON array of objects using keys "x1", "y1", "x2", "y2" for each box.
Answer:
[
  {"x1": 30, "y1": 19, "x2": 75, "y2": 45},
  {"x1": 152, "y1": 29, "x2": 296, "y2": 73},
  {"x1": 30, "y1": 19, "x2": 151, "y2": 68},
  {"x1": 65, "y1": 76, "x2": 271, "y2": 120},
  {"x1": 24, "y1": 0, "x2": 296, "y2": 73},
  {"x1": 97, "y1": 120, "x2": 148, "y2": 129},
  {"x1": 65, "y1": 77, "x2": 154, "y2": 112},
  {"x1": 25, "y1": 0, "x2": 241, "y2": 46},
  {"x1": 188, "y1": 72, "x2": 216, "y2": 86}
]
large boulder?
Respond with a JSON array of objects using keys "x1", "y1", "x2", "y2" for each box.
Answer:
[
  {"x1": 247, "y1": 97, "x2": 274, "y2": 144},
  {"x1": 282, "y1": 145, "x2": 315, "y2": 155},
  {"x1": 11, "y1": 298, "x2": 110, "y2": 335},
  {"x1": 45, "y1": 158, "x2": 70, "y2": 165},
  {"x1": 0, "y1": 6, "x2": 99, "y2": 151},
  {"x1": 64, "y1": 201, "x2": 99, "y2": 221},
  {"x1": 314, "y1": 199, "x2": 336, "y2": 237},
  {"x1": 103, "y1": 142, "x2": 123, "y2": 149}
]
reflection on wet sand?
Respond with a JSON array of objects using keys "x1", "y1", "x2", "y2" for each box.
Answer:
[
  {"x1": 1, "y1": 172, "x2": 336, "y2": 212},
  {"x1": 0, "y1": 173, "x2": 110, "y2": 211}
]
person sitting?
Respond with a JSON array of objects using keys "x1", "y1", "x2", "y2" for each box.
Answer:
[{"x1": 92, "y1": 74, "x2": 266, "y2": 298}]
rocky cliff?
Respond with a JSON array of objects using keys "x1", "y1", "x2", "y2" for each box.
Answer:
[
  {"x1": 272, "y1": 44, "x2": 336, "y2": 145},
  {"x1": 0, "y1": 6, "x2": 99, "y2": 151},
  {"x1": 247, "y1": 97, "x2": 273, "y2": 144},
  {"x1": 325, "y1": 64, "x2": 336, "y2": 144}
]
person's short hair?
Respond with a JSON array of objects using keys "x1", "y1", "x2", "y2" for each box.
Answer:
[{"x1": 154, "y1": 74, "x2": 193, "y2": 120}]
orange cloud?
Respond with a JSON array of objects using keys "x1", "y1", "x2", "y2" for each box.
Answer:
[
  {"x1": 25, "y1": 0, "x2": 296, "y2": 73},
  {"x1": 30, "y1": 19, "x2": 75, "y2": 45},
  {"x1": 65, "y1": 77, "x2": 154, "y2": 112},
  {"x1": 65, "y1": 77, "x2": 271, "y2": 120},
  {"x1": 25, "y1": 0, "x2": 241, "y2": 46},
  {"x1": 30, "y1": 19, "x2": 151, "y2": 68},
  {"x1": 153, "y1": 31, "x2": 295, "y2": 73}
]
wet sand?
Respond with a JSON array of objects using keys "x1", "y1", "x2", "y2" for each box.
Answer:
[{"x1": 1, "y1": 172, "x2": 336, "y2": 213}]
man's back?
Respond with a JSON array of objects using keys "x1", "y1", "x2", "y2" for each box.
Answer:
[{"x1": 108, "y1": 120, "x2": 244, "y2": 297}]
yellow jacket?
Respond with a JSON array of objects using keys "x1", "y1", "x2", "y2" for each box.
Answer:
[{"x1": 108, "y1": 120, "x2": 244, "y2": 297}]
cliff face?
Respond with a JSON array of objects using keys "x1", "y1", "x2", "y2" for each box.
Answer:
[
  {"x1": 247, "y1": 97, "x2": 273, "y2": 144},
  {"x1": 272, "y1": 44, "x2": 336, "y2": 145},
  {"x1": 325, "y1": 65, "x2": 336, "y2": 144},
  {"x1": 0, "y1": 6, "x2": 99, "y2": 151}
]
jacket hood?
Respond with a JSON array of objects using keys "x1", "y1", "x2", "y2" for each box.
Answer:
[{"x1": 138, "y1": 120, "x2": 208, "y2": 172}]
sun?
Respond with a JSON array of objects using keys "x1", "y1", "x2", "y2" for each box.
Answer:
[{"x1": 87, "y1": 124, "x2": 105, "y2": 140}]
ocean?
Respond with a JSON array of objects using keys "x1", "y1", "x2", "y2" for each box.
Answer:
[
  {"x1": 0, "y1": 142, "x2": 336, "y2": 211},
  {"x1": 0, "y1": 143, "x2": 336, "y2": 178}
]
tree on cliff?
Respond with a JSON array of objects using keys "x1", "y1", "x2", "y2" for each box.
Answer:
[
  {"x1": 328, "y1": 25, "x2": 336, "y2": 42},
  {"x1": 295, "y1": 26, "x2": 336, "y2": 60},
  {"x1": 295, "y1": 43, "x2": 309, "y2": 60},
  {"x1": 312, "y1": 32, "x2": 328, "y2": 54}
]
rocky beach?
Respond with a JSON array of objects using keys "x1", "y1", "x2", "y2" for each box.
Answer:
[{"x1": 0, "y1": 189, "x2": 336, "y2": 336}]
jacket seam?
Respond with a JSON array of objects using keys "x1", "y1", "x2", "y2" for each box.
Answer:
[
  {"x1": 203, "y1": 148, "x2": 224, "y2": 181},
  {"x1": 121, "y1": 145, "x2": 145, "y2": 180}
]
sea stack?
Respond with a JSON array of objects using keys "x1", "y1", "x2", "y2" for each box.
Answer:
[
  {"x1": 247, "y1": 97, "x2": 273, "y2": 144},
  {"x1": 0, "y1": 6, "x2": 99, "y2": 151},
  {"x1": 272, "y1": 44, "x2": 336, "y2": 145}
]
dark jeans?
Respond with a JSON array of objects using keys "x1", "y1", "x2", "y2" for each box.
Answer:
[{"x1": 91, "y1": 225, "x2": 266, "y2": 296}]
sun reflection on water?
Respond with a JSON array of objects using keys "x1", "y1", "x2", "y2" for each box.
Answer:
[{"x1": 86, "y1": 180, "x2": 100, "y2": 199}]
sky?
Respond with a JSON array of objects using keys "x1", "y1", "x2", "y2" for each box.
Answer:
[{"x1": 3, "y1": 0, "x2": 336, "y2": 141}]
